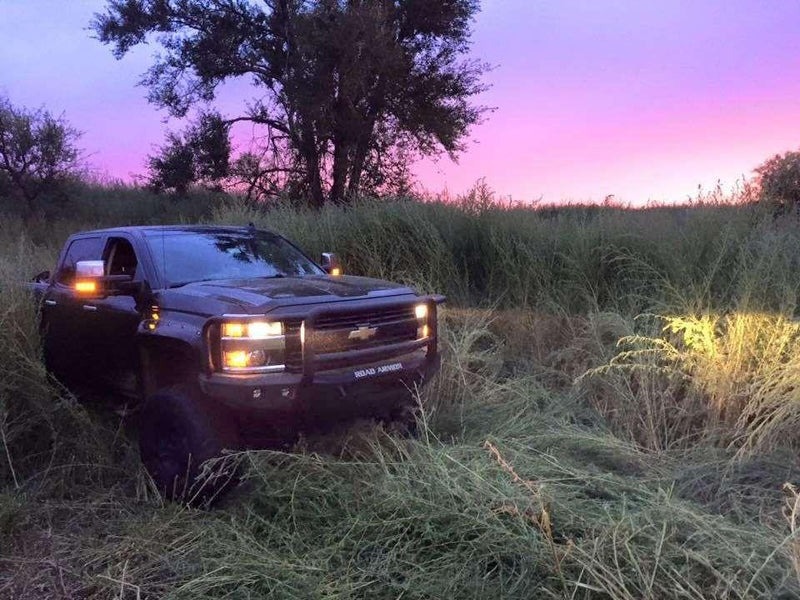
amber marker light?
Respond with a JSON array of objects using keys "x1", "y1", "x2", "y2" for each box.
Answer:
[
  {"x1": 74, "y1": 280, "x2": 97, "y2": 294},
  {"x1": 146, "y1": 306, "x2": 160, "y2": 331},
  {"x1": 330, "y1": 267, "x2": 342, "y2": 277},
  {"x1": 222, "y1": 322, "x2": 246, "y2": 338},
  {"x1": 223, "y1": 350, "x2": 249, "y2": 369}
]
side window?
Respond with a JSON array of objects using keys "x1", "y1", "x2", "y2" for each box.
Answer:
[
  {"x1": 57, "y1": 237, "x2": 104, "y2": 286},
  {"x1": 104, "y1": 237, "x2": 139, "y2": 278}
]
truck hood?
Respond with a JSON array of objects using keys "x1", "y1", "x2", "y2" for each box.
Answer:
[{"x1": 159, "y1": 275, "x2": 416, "y2": 315}]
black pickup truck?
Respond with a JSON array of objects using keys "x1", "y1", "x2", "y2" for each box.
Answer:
[{"x1": 30, "y1": 225, "x2": 443, "y2": 501}]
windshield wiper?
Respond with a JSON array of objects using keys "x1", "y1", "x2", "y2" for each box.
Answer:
[
  {"x1": 168, "y1": 278, "x2": 221, "y2": 289},
  {"x1": 169, "y1": 274, "x2": 287, "y2": 288}
]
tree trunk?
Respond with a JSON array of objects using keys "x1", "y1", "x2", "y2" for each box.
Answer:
[
  {"x1": 304, "y1": 152, "x2": 325, "y2": 209},
  {"x1": 307, "y1": 166, "x2": 325, "y2": 209},
  {"x1": 329, "y1": 140, "x2": 351, "y2": 205},
  {"x1": 298, "y1": 126, "x2": 325, "y2": 209},
  {"x1": 347, "y1": 120, "x2": 375, "y2": 198}
]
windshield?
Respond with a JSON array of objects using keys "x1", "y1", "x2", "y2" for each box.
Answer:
[{"x1": 145, "y1": 230, "x2": 324, "y2": 288}]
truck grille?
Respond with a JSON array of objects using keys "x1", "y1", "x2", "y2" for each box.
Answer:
[{"x1": 284, "y1": 305, "x2": 419, "y2": 373}]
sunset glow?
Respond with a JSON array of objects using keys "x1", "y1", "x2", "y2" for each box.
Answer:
[{"x1": 2, "y1": 0, "x2": 800, "y2": 204}]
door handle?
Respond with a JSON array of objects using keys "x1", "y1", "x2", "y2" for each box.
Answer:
[
  {"x1": 44, "y1": 299, "x2": 57, "y2": 306},
  {"x1": 83, "y1": 305, "x2": 98, "y2": 312}
]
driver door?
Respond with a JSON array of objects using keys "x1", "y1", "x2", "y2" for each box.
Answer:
[
  {"x1": 89, "y1": 236, "x2": 145, "y2": 395},
  {"x1": 42, "y1": 235, "x2": 106, "y2": 382}
]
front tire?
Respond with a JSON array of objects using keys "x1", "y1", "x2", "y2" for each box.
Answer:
[
  {"x1": 385, "y1": 395, "x2": 421, "y2": 437},
  {"x1": 139, "y1": 385, "x2": 240, "y2": 505}
]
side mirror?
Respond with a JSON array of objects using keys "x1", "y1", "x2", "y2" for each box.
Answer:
[
  {"x1": 321, "y1": 252, "x2": 342, "y2": 276},
  {"x1": 74, "y1": 260, "x2": 136, "y2": 298},
  {"x1": 76, "y1": 260, "x2": 105, "y2": 278}
]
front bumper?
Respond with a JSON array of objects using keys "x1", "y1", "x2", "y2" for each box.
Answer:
[{"x1": 198, "y1": 348, "x2": 440, "y2": 417}]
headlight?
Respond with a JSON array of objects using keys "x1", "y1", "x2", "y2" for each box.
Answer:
[
  {"x1": 415, "y1": 303, "x2": 430, "y2": 340},
  {"x1": 220, "y1": 320, "x2": 285, "y2": 373},
  {"x1": 222, "y1": 321, "x2": 282, "y2": 339}
]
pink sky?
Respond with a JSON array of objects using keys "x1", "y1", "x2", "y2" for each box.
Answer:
[{"x1": 3, "y1": 0, "x2": 800, "y2": 204}]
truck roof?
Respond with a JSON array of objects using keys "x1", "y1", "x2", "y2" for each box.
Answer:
[{"x1": 75, "y1": 225, "x2": 264, "y2": 237}]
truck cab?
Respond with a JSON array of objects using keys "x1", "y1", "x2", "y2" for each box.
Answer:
[{"x1": 33, "y1": 225, "x2": 443, "y2": 503}]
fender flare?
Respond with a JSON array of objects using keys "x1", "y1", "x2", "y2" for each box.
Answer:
[{"x1": 137, "y1": 319, "x2": 206, "y2": 397}]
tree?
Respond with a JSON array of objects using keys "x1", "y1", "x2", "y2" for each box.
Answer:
[
  {"x1": 756, "y1": 151, "x2": 800, "y2": 211},
  {"x1": 93, "y1": 0, "x2": 490, "y2": 207},
  {"x1": 0, "y1": 97, "x2": 82, "y2": 216},
  {"x1": 147, "y1": 133, "x2": 197, "y2": 195},
  {"x1": 147, "y1": 111, "x2": 231, "y2": 195}
]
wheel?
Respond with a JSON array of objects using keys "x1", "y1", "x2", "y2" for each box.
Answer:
[
  {"x1": 138, "y1": 385, "x2": 241, "y2": 505},
  {"x1": 385, "y1": 394, "x2": 421, "y2": 438}
]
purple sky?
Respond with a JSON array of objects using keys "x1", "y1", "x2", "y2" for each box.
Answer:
[{"x1": 3, "y1": 0, "x2": 800, "y2": 203}]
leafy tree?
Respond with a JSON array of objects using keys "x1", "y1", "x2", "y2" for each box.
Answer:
[
  {"x1": 147, "y1": 133, "x2": 196, "y2": 195},
  {"x1": 93, "y1": 0, "x2": 490, "y2": 207},
  {"x1": 0, "y1": 97, "x2": 82, "y2": 216},
  {"x1": 756, "y1": 151, "x2": 800, "y2": 211},
  {"x1": 147, "y1": 112, "x2": 231, "y2": 195},
  {"x1": 189, "y1": 112, "x2": 232, "y2": 183}
]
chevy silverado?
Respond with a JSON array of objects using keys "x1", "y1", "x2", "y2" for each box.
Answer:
[{"x1": 30, "y1": 225, "x2": 443, "y2": 501}]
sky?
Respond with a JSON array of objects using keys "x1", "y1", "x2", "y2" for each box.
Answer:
[{"x1": 2, "y1": 0, "x2": 800, "y2": 204}]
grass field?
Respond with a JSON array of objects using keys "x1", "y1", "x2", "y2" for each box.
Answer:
[{"x1": 3, "y1": 184, "x2": 800, "y2": 598}]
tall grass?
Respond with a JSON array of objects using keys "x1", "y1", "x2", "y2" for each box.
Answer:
[
  {"x1": 8, "y1": 180, "x2": 788, "y2": 314},
  {"x1": 2, "y1": 184, "x2": 800, "y2": 598},
  {"x1": 209, "y1": 194, "x2": 785, "y2": 315}
]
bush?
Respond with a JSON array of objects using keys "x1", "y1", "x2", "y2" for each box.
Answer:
[{"x1": 757, "y1": 150, "x2": 800, "y2": 211}]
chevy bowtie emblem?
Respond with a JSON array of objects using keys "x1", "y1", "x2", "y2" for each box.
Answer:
[{"x1": 349, "y1": 325, "x2": 378, "y2": 341}]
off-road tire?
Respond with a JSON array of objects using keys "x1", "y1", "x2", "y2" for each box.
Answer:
[
  {"x1": 385, "y1": 396, "x2": 421, "y2": 438},
  {"x1": 139, "y1": 384, "x2": 241, "y2": 506}
]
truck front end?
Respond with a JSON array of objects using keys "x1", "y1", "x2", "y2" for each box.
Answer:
[{"x1": 198, "y1": 293, "x2": 444, "y2": 435}]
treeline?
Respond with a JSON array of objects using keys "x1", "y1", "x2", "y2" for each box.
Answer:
[{"x1": 4, "y1": 82, "x2": 800, "y2": 221}]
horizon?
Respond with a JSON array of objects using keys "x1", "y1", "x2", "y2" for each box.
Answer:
[{"x1": 2, "y1": 0, "x2": 800, "y2": 204}]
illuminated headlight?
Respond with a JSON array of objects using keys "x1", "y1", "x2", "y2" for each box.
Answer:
[
  {"x1": 223, "y1": 349, "x2": 268, "y2": 369},
  {"x1": 222, "y1": 321, "x2": 282, "y2": 339},
  {"x1": 415, "y1": 303, "x2": 431, "y2": 339},
  {"x1": 220, "y1": 320, "x2": 285, "y2": 373}
]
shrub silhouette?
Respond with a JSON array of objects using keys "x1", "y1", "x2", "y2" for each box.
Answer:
[
  {"x1": 0, "y1": 96, "x2": 82, "y2": 217},
  {"x1": 756, "y1": 150, "x2": 800, "y2": 214}
]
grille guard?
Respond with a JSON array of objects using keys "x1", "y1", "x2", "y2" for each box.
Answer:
[
  {"x1": 300, "y1": 295, "x2": 442, "y2": 383},
  {"x1": 203, "y1": 294, "x2": 444, "y2": 383}
]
